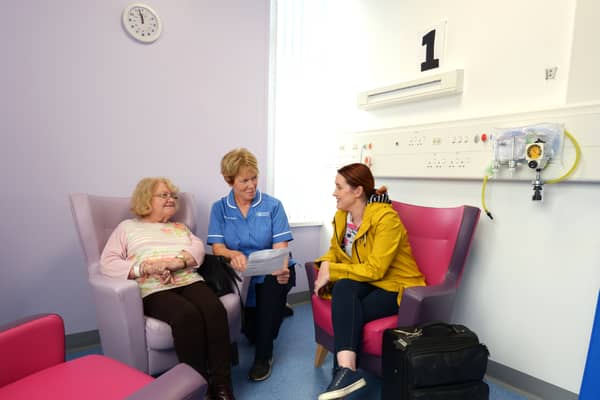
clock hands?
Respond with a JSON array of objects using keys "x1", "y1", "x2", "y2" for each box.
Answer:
[{"x1": 123, "y1": 5, "x2": 160, "y2": 42}]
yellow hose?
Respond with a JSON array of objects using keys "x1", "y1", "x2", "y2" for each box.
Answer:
[
  {"x1": 481, "y1": 174, "x2": 493, "y2": 220},
  {"x1": 545, "y1": 129, "x2": 581, "y2": 184}
]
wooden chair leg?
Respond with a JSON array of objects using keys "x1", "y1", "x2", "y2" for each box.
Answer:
[{"x1": 314, "y1": 344, "x2": 328, "y2": 367}]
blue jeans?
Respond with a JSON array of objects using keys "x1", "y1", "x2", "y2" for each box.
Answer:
[{"x1": 331, "y1": 279, "x2": 399, "y2": 355}]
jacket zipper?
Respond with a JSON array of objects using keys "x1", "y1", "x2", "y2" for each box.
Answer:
[{"x1": 353, "y1": 239, "x2": 362, "y2": 263}]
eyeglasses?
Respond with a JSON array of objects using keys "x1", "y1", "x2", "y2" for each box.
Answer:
[{"x1": 153, "y1": 192, "x2": 179, "y2": 200}]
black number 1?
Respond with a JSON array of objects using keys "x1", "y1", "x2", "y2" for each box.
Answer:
[{"x1": 421, "y1": 29, "x2": 439, "y2": 71}]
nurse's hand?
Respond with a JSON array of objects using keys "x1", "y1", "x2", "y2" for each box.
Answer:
[
  {"x1": 272, "y1": 266, "x2": 290, "y2": 284},
  {"x1": 228, "y1": 251, "x2": 247, "y2": 272}
]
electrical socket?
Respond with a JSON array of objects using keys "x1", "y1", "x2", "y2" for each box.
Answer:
[
  {"x1": 426, "y1": 156, "x2": 471, "y2": 170},
  {"x1": 545, "y1": 67, "x2": 558, "y2": 80},
  {"x1": 408, "y1": 135, "x2": 426, "y2": 147}
]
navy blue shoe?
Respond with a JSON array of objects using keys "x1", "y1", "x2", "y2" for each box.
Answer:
[
  {"x1": 318, "y1": 367, "x2": 366, "y2": 400},
  {"x1": 248, "y1": 357, "x2": 273, "y2": 382}
]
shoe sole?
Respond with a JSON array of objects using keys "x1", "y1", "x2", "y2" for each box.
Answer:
[
  {"x1": 317, "y1": 377, "x2": 366, "y2": 400},
  {"x1": 248, "y1": 359, "x2": 273, "y2": 382}
]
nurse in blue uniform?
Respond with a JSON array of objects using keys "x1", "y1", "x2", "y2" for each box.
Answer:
[{"x1": 208, "y1": 148, "x2": 295, "y2": 382}]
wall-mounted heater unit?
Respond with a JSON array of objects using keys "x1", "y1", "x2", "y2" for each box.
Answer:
[{"x1": 357, "y1": 69, "x2": 464, "y2": 110}]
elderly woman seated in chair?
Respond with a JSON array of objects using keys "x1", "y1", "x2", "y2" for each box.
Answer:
[{"x1": 100, "y1": 177, "x2": 235, "y2": 400}]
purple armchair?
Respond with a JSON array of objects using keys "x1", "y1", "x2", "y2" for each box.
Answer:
[
  {"x1": 0, "y1": 314, "x2": 206, "y2": 399},
  {"x1": 306, "y1": 201, "x2": 480, "y2": 376},
  {"x1": 69, "y1": 193, "x2": 242, "y2": 375}
]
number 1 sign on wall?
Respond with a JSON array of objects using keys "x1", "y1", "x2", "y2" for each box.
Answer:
[{"x1": 421, "y1": 21, "x2": 447, "y2": 72}]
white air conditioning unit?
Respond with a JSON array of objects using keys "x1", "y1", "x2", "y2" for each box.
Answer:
[{"x1": 358, "y1": 69, "x2": 464, "y2": 110}]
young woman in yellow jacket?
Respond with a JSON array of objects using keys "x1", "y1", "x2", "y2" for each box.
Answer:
[{"x1": 314, "y1": 163, "x2": 425, "y2": 400}]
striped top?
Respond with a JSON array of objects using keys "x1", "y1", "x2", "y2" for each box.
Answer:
[{"x1": 100, "y1": 219, "x2": 205, "y2": 298}]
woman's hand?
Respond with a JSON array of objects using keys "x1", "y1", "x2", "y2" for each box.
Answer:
[
  {"x1": 141, "y1": 260, "x2": 168, "y2": 276},
  {"x1": 164, "y1": 253, "x2": 189, "y2": 272},
  {"x1": 314, "y1": 261, "x2": 331, "y2": 296},
  {"x1": 140, "y1": 260, "x2": 157, "y2": 276},
  {"x1": 166, "y1": 250, "x2": 195, "y2": 271},
  {"x1": 143, "y1": 255, "x2": 186, "y2": 275},
  {"x1": 272, "y1": 266, "x2": 290, "y2": 285},
  {"x1": 159, "y1": 270, "x2": 176, "y2": 284},
  {"x1": 228, "y1": 250, "x2": 248, "y2": 272},
  {"x1": 141, "y1": 261, "x2": 177, "y2": 284}
]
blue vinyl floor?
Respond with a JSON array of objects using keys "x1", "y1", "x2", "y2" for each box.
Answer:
[{"x1": 68, "y1": 302, "x2": 531, "y2": 400}]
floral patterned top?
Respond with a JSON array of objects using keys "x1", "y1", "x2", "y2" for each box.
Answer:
[
  {"x1": 100, "y1": 219, "x2": 205, "y2": 298},
  {"x1": 342, "y1": 212, "x2": 359, "y2": 258}
]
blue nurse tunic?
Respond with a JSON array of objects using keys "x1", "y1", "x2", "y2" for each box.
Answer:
[{"x1": 207, "y1": 190, "x2": 294, "y2": 306}]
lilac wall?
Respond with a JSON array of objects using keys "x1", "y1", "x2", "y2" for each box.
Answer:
[{"x1": 0, "y1": 0, "x2": 276, "y2": 333}]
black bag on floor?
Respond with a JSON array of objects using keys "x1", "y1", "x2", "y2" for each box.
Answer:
[{"x1": 382, "y1": 322, "x2": 490, "y2": 400}]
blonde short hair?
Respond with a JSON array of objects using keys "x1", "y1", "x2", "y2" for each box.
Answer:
[
  {"x1": 130, "y1": 177, "x2": 179, "y2": 217},
  {"x1": 220, "y1": 148, "x2": 259, "y2": 185}
]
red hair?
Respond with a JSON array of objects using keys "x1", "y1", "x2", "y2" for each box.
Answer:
[{"x1": 337, "y1": 163, "x2": 387, "y2": 199}]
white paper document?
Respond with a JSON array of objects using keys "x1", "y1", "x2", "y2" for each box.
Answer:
[{"x1": 243, "y1": 248, "x2": 289, "y2": 277}]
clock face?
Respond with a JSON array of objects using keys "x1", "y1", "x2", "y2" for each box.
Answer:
[{"x1": 122, "y1": 4, "x2": 162, "y2": 43}]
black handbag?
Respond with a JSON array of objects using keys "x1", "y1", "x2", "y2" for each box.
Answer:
[
  {"x1": 197, "y1": 254, "x2": 242, "y2": 297},
  {"x1": 382, "y1": 322, "x2": 490, "y2": 400}
]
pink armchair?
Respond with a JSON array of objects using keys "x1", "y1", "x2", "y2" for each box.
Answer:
[
  {"x1": 306, "y1": 201, "x2": 481, "y2": 376},
  {"x1": 69, "y1": 192, "x2": 242, "y2": 375},
  {"x1": 0, "y1": 314, "x2": 206, "y2": 399}
]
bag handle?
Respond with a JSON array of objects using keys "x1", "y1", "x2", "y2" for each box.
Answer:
[
  {"x1": 417, "y1": 321, "x2": 466, "y2": 335},
  {"x1": 217, "y1": 255, "x2": 244, "y2": 307}
]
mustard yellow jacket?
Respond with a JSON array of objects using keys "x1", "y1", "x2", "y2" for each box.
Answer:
[{"x1": 315, "y1": 202, "x2": 425, "y2": 305}]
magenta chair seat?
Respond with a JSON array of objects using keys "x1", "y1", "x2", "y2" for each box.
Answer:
[
  {"x1": 0, "y1": 314, "x2": 206, "y2": 400},
  {"x1": 1, "y1": 355, "x2": 153, "y2": 400},
  {"x1": 306, "y1": 201, "x2": 480, "y2": 376},
  {"x1": 312, "y1": 295, "x2": 396, "y2": 356},
  {"x1": 69, "y1": 192, "x2": 242, "y2": 375}
]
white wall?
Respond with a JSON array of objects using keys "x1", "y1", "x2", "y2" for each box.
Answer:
[
  {"x1": 567, "y1": 0, "x2": 600, "y2": 103},
  {"x1": 331, "y1": 0, "x2": 577, "y2": 132},
  {"x1": 303, "y1": 0, "x2": 598, "y2": 394},
  {"x1": 0, "y1": 0, "x2": 271, "y2": 333}
]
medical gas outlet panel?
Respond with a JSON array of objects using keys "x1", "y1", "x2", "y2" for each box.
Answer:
[{"x1": 338, "y1": 103, "x2": 600, "y2": 182}]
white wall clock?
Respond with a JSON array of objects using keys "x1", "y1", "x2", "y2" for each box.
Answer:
[{"x1": 122, "y1": 4, "x2": 162, "y2": 43}]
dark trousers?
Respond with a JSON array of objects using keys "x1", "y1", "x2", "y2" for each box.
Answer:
[
  {"x1": 242, "y1": 274, "x2": 291, "y2": 361},
  {"x1": 331, "y1": 279, "x2": 399, "y2": 355},
  {"x1": 143, "y1": 281, "x2": 231, "y2": 384}
]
